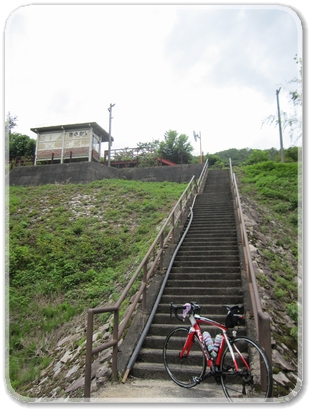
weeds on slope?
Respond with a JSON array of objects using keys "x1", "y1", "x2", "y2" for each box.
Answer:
[
  {"x1": 8, "y1": 179, "x2": 186, "y2": 393},
  {"x1": 235, "y1": 161, "x2": 300, "y2": 342}
]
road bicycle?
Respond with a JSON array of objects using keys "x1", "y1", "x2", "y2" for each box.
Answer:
[{"x1": 163, "y1": 301, "x2": 273, "y2": 402}]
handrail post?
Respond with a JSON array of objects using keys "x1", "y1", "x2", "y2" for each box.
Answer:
[
  {"x1": 258, "y1": 312, "x2": 272, "y2": 391},
  {"x1": 160, "y1": 232, "x2": 164, "y2": 271},
  {"x1": 112, "y1": 309, "x2": 119, "y2": 379},
  {"x1": 171, "y1": 212, "x2": 175, "y2": 244},
  {"x1": 179, "y1": 200, "x2": 183, "y2": 224},
  {"x1": 258, "y1": 312, "x2": 272, "y2": 361},
  {"x1": 84, "y1": 309, "x2": 94, "y2": 400},
  {"x1": 142, "y1": 261, "x2": 147, "y2": 310}
]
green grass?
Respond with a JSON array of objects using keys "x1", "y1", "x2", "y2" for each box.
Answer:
[
  {"x1": 235, "y1": 161, "x2": 300, "y2": 341},
  {"x1": 237, "y1": 161, "x2": 299, "y2": 226},
  {"x1": 8, "y1": 179, "x2": 186, "y2": 393}
]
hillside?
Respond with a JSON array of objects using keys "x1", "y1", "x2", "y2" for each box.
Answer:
[
  {"x1": 8, "y1": 179, "x2": 187, "y2": 398},
  {"x1": 236, "y1": 161, "x2": 300, "y2": 398},
  {"x1": 7, "y1": 162, "x2": 300, "y2": 400}
]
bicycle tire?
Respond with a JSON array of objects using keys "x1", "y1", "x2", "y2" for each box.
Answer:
[
  {"x1": 163, "y1": 326, "x2": 206, "y2": 388},
  {"x1": 219, "y1": 336, "x2": 273, "y2": 402}
]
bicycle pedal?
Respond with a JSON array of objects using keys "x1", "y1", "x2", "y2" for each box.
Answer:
[{"x1": 192, "y1": 376, "x2": 201, "y2": 385}]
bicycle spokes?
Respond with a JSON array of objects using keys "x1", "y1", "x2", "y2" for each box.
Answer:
[
  {"x1": 220, "y1": 337, "x2": 272, "y2": 402},
  {"x1": 163, "y1": 327, "x2": 206, "y2": 389}
]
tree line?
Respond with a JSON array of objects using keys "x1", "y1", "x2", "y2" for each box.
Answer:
[
  {"x1": 6, "y1": 112, "x2": 36, "y2": 161},
  {"x1": 5, "y1": 114, "x2": 300, "y2": 168},
  {"x1": 6, "y1": 56, "x2": 302, "y2": 167}
]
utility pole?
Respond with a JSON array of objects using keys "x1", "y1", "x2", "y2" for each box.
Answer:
[
  {"x1": 193, "y1": 131, "x2": 203, "y2": 164},
  {"x1": 108, "y1": 103, "x2": 115, "y2": 167},
  {"x1": 276, "y1": 88, "x2": 284, "y2": 163},
  {"x1": 199, "y1": 131, "x2": 202, "y2": 164}
]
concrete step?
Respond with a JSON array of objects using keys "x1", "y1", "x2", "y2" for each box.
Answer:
[
  {"x1": 170, "y1": 266, "x2": 241, "y2": 274},
  {"x1": 148, "y1": 322, "x2": 246, "y2": 338},
  {"x1": 159, "y1": 294, "x2": 244, "y2": 305},
  {"x1": 179, "y1": 248, "x2": 238, "y2": 257},
  {"x1": 130, "y1": 362, "x2": 169, "y2": 380},
  {"x1": 173, "y1": 261, "x2": 240, "y2": 268},
  {"x1": 168, "y1": 272, "x2": 241, "y2": 280},
  {"x1": 180, "y1": 241, "x2": 238, "y2": 248},
  {"x1": 162, "y1": 287, "x2": 242, "y2": 296},
  {"x1": 165, "y1": 279, "x2": 240, "y2": 288},
  {"x1": 174, "y1": 254, "x2": 239, "y2": 261},
  {"x1": 157, "y1": 303, "x2": 241, "y2": 315},
  {"x1": 191, "y1": 221, "x2": 235, "y2": 226}
]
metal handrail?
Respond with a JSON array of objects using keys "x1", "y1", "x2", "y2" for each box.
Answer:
[
  {"x1": 84, "y1": 161, "x2": 209, "y2": 399},
  {"x1": 197, "y1": 157, "x2": 209, "y2": 194},
  {"x1": 122, "y1": 199, "x2": 197, "y2": 383},
  {"x1": 229, "y1": 159, "x2": 272, "y2": 370}
]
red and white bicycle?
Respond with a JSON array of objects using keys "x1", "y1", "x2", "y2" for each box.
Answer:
[{"x1": 163, "y1": 301, "x2": 273, "y2": 402}]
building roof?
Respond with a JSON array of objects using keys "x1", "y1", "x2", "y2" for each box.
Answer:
[{"x1": 30, "y1": 122, "x2": 113, "y2": 143}]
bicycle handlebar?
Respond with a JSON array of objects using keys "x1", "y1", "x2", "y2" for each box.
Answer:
[
  {"x1": 169, "y1": 302, "x2": 245, "y2": 329},
  {"x1": 169, "y1": 301, "x2": 201, "y2": 322}
]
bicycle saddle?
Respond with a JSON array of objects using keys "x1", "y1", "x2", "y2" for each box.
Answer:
[
  {"x1": 223, "y1": 305, "x2": 245, "y2": 328},
  {"x1": 222, "y1": 305, "x2": 243, "y2": 312}
]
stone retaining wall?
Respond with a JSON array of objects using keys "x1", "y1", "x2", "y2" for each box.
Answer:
[{"x1": 8, "y1": 162, "x2": 204, "y2": 186}]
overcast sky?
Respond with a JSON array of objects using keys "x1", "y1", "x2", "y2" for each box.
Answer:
[{"x1": 5, "y1": 2, "x2": 303, "y2": 157}]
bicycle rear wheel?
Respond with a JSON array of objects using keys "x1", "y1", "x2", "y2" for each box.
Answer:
[
  {"x1": 163, "y1": 326, "x2": 206, "y2": 388},
  {"x1": 220, "y1": 336, "x2": 273, "y2": 402}
]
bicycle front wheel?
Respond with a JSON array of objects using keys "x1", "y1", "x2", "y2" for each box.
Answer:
[
  {"x1": 220, "y1": 336, "x2": 273, "y2": 402},
  {"x1": 163, "y1": 326, "x2": 206, "y2": 388}
]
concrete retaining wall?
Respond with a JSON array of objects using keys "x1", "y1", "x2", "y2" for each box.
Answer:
[{"x1": 8, "y1": 162, "x2": 204, "y2": 186}]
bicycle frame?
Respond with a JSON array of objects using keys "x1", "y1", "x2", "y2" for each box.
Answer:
[
  {"x1": 165, "y1": 302, "x2": 272, "y2": 400},
  {"x1": 182, "y1": 312, "x2": 242, "y2": 375}
]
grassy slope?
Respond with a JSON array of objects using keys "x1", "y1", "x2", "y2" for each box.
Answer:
[
  {"x1": 237, "y1": 161, "x2": 299, "y2": 228},
  {"x1": 236, "y1": 161, "x2": 300, "y2": 325},
  {"x1": 8, "y1": 179, "x2": 187, "y2": 392}
]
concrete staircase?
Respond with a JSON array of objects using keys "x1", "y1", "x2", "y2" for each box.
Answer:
[{"x1": 131, "y1": 170, "x2": 245, "y2": 379}]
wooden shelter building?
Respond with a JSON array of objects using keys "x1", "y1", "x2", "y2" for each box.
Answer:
[{"x1": 31, "y1": 122, "x2": 112, "y2": 165}]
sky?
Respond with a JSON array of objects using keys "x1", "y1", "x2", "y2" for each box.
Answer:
[{"x1": 4, "y1": 1, "x2": 303, "y2": 158}]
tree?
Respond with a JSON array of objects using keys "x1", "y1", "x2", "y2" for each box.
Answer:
[
  {"x1": 262, "y1": 55, "x2": 302, "y2": 143},
  {"x1": 6, "y1": 112, "x2": 36, "y2": 160},
  {"x1": 9, "y1": 133, "x2": 36, "y2": 159},
  {"x1": 6, "y1": 112, "x2": 18, "y2": 135},
  {"x1": 213, "y1": 148, "x2": 253, "y2": 166},
  {"x1": 284, "y1": 146, "x2": 299, "y2": 163},
  {"x1": 158, "y1": 130, "x2": 194, "y2": 164},
  {"x1": 206, "y1": 154, "x2": 224, "y2": 168},
  {"x1": 245, "y1": 149, "x2": 269, "y2": 165},
  {"x1": 137, "y1": 140, "x2": 160, "y2": 153}
]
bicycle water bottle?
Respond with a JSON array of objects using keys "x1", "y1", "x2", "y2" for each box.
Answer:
[
  {"x1": 203, "y1": 331, "x2": 217, "y2": 358},
  {"x1": 213, "y1": 334, "x2": 223, "y2": 356}
]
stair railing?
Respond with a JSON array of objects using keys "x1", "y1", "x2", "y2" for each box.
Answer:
[
  {"x1": 229, "y1": 159, "x2": 272, "y2": 371},
  {"x1": 197, "y1": 157, "x2": 209, "y2": 193},
  {"x1": 84, "y1": 160, "x2": 209, "y2": 399}
]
